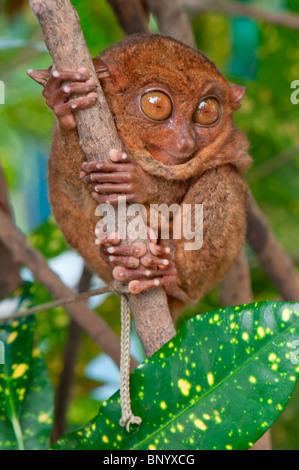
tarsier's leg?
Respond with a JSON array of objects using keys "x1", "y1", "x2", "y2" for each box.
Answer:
[{"x1": 172, "y1": 165, "x2": 248, "y2": 303}]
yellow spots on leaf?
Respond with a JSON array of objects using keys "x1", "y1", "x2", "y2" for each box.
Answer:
[
  {"x1": 230, "y1": 322, "x2": 236, "y2": 330},
  {"x1": 207, "y1": 373, "x2": 214, "y2": 386},
  {"x1": 12, "y1": 363, "x2": 29, "y2": 379},
  {"x1": 268, "y1": 353, "x2": 277, "y2": 362},
  {"x1": 11, "y1": 321, "x2": 19, "y2": 328},
  {"x1": 196, "y1": 385, "x2": 202, "y2": 392},
  {"x1": 214, "y1": 314, "x2": 219, "y2": 322},
  {"x1": 194, "y1": 419, "x2": 207, "y2": 431},
  {"x1": 160, "y1": 401, "x2": 167, "y2": 410},
  {"x1": 177, "y1": 424, "x2": 184, "y2": 432},
  {"x1": 203, "y1": 413, "x2": 210, "y2": 420},
  {"x1": 102, "y1": 435, "x2": 109, "y2": 443},
  {"x1": 168, "y1": 342, "x2": 174, "y2": 349},
  {"x1": 257, "y1": 327, "x2": 265, "y2": 338},
  {"x1": 7, "y1": 331, "x2": 18, "y2": 344},
  {"x1": 271, "y1": 364, "x2": 278, "y2": 371},
  {"x1": 116, "y1": 434, "x2": 122, "y2": 441},
  {"x1": 282, "y1": 308, "x2": 292, "y2": 322},
  {"x1": 178, "y1": 379, "x2": 191, "y2": 396},
  {"x1": 267, "y1": 399, "x2": 273, "y2": 404},
  {"x1": 170, "y1": 426, "x2": 176, "y2": 433},
  {"x1": 226, "y1": 445, "x2": 232, "y2": 450},
  {"x1": 17, "y1": 388, "x2": 26, "y2": 400},
  {"x1": 91, "y1": 423, "x2": 96, "y2": 431},
  {"x1": 149, "y1": 445, "x2": 156, "y2": 450},
  {"x1": 290, "y1": 376, "x2": 296, "y2": 381},
  {"x1": 242, "y1": 332, "x2": 249, "y2": 341},
  {"x1": 249, "y1": 376, "x2": 257, "y2": 384},
  {"x1": 32, "y1": 348, "x2": 42, "y2": 358}
]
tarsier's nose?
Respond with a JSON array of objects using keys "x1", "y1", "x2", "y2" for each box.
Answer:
[{"x1": 175, "y1": 134, "x2": 197, "y2": 155}]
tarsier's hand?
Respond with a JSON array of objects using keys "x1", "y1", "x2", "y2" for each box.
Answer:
[
  {"x1": 27, "y1": 65, "x2": 98, "y2": 130},
  {"x1": 80, "y1": 149, "x2": 153, "y2": 205},
  {"x1": 95, "y1": 228, "x2": 177, "y2": 294}
]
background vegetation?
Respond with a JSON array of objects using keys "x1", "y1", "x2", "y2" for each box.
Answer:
[{"x1": 0, "y1": 0, "x2": 298, "y2": 449}]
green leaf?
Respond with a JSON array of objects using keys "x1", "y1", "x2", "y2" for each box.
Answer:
[
  {"x1": 53, "y1": 301, "x2": 299, "y2": 450},
  {"x1": 0, "y1": 316, "x2": 54, "y2": 450}
]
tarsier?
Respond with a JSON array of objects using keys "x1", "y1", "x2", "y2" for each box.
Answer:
[{"x1": 28, "y1": 34, "x2": 252, "y2": 320}]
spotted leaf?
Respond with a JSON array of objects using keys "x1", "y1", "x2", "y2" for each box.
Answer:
[
  {"x1": 0, "y1": 316, "x2": 53, "y2": 450},
  {"x1": 53, "y1": 301, "x2": 299, "y2": 450}
]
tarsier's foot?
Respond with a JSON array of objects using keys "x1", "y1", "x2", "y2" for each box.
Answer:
[
  {"x1": 27, "y1": 66, "x2": 98, "y2": 129},
  {"x1": 95, "y1": 228, "x2": 177, "y2": 294},
  {"x1": 80, "y1": 149, "x2": 148, "y2": 204}
]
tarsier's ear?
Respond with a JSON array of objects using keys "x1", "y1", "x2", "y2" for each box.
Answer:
[
  {"x1": 92, "y1": 58, "x2": 126, "y2": 93},
  {"x1": 229, "y1": 83, "x2": 246, "y2": 110}
]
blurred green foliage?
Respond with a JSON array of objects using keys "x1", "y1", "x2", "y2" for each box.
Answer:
[{"x1": 0, "y1": 0, "x2": 298, "y2": 449}]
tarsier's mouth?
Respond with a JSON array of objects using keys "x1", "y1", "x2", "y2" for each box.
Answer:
[{"x1": 151, "y1": 148, "x2": 195, "y2": 165}]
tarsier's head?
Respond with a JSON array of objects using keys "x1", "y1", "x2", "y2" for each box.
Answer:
[{"x1": 96, "y1": 34, "x2": 250, "y2": 179}]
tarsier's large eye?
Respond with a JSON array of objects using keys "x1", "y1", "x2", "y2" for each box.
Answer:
[
  {"x1": 140, "y1": 91, "x2": 172, "y2": 121},
  {"x1": 193, "y1": 97, "x2": 220, "y2": 125}
]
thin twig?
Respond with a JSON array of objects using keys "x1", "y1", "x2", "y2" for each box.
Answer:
[
  {"x1": 246, "y1": 146, "x2": 299, "y2": 185},
  {"x1": 2, "y1": 285, "x2": 112, "y2": 321}
]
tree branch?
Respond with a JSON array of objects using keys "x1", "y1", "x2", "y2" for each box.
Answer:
[
  {"x1": 247, "y1": 193, "x2": 299, "y2": 301},
  {"x1": 0, "y1": 167, "x2": 21, "y2": 299},
  {"x1": 29, "y1": 0, "x2": 175, "y2": 358},
  {"x1": 51, "y1": 264, "x2": 93, "y2": 443},
  {"x1": 147, "y1": 0, "x2": 196, "y2": 47},
  {"x1": 108, "y1": 0, "x2": 149, "y2": 34},
  {"x1": 181, "y1": 0, "x2": 299, "y2": 30}
]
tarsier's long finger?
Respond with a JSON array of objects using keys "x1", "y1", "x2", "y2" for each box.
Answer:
[
  {"x1": 27, "y1": 68, "x2": 50, "y2": 87},
  {"x1": 128, "y1": 275, "x2": 177, "y2": 294},
  {"x1": 49, "y1": 78, "x2": 97, "y2": 108},
  {"x1": 43, "y1": 67, "x2": 90, "y2": 100},
  {"x1": 53, "y1": 93, "x2": 98, "y2": 117},
  {"x1": 92, "y1": 192, "x2": 135, "y2": 204},
  {"x1": 141, "y1": 254, "x2": 170, "y2": 267},
  {"x1": 80, "y1": 172, "x2": 133, "y2": 186},
  {"x1": 108, "y1": 255, "x2": 140, "y2": 269},
  {"x1": 109, "y1": 149, "x2": 134, "y2": 163},
  {"x1": 95, "y1": 230, "x2": 120, "y2": 246},
  {"x1": 81, "y1": 161, "x2": 134, "y2": 174},
  {"x1": 112, "y1": 265, "x2": 176, "y2": 281},
  {"x1": 149, "y1": 242, "x2": 171, "y2": 257},
  {"x1": 51, "y1": 92, "x2": 97, "y2": 130},
  {"x1": 103, "y1": 242, "x2": 146, "y2": 258},
  {"x1": 92, "y1": 183, "x2": 133, "y2": 195}
]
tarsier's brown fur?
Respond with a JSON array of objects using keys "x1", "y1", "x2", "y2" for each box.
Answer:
[{"x1": 48, "y1": 34, "x2": 252, "y2": 319}]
